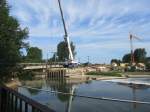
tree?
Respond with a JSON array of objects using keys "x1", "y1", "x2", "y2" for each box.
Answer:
[
  {"x1": 122, "y1": 48, "x2": 147, "y2": 64},
  {"x1": 0, "y1": 0, "x2": 28, "y2": 79},
  {"x1": 122, "y1": 53, "x2": 131, "y2": 63},
  {"x1": 145, "y1": 57, "x2": 150, "y2": 70},
  {"x1": 146, "y1": 57, "x2": 150, "y2": 63},
  {"x1": 26, "y1": 47, "x2": 42, "y2": 62},
  {"x1": 111, "y1": 59, "x2": 121, "y2": 65},
  {"x1": 134, "y1": 48, "x2": 146, "y2": 63},
  {"x1": 49, "y1": 53, "x2": 57, "y2": 62},
  {"x1": 57, "y1": 41, "x2": 76, "y2": 61}
]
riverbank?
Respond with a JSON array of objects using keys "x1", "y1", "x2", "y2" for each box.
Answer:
[
  {"x1": 4, "y1": 78, "x2": 21, "y2": 88},
  {"x1": 4, "y1": 71, "x2": 150, "y2": 88},
  {"x1": 84, "y1": 71, "x2": 150, "y2": 80}
]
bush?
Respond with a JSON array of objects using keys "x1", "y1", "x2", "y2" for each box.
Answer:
[
  {"x1": 86, "y1": 71, "x2": 122, "y2": 77},
  {"x1": 18, "y1": 70, "x2": 35, "y2": 81}
]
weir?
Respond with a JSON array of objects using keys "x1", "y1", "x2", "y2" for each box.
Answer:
[{"x1": 105, "y1": 78, "x2": 150, "y2": 86}]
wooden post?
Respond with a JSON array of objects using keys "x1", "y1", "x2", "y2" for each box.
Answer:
[
  {"x1": 50, "y1": 71, "x2": 52, "y2": 78},
  {"x1": 58, "y1": 70, "x2": 60, "y2": 79},
  {"x1": 52, "y1": 71, "x2": 54, "y2": 79}
]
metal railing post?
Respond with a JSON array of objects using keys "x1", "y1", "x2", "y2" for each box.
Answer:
[
  {"x1": 0, "y1": 87, "x2": 7, "y2": 112},
  {"x1": 0, "y1": 86, "x2": 2, "y2": 112}
]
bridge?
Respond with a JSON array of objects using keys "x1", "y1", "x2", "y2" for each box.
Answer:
[{"x1": 20, "y1": 62, "x2": 64, "y2": 70}]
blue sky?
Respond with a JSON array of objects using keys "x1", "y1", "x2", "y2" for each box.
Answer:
[{"x1": 7, "y1": 0, "x2": 150, "y2": 63}]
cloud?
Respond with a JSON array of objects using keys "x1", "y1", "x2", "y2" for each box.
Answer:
[{"x1": 7, "y1": 0, "x2": 150, "y2": 63}]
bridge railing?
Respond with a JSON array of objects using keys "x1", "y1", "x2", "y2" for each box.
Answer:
[
  {"x1": 0, "y1": 85, "x2": 55, "y2": 112},
  {"x1": 20, "y1": 62, "x2": 65, "y2": 66}
]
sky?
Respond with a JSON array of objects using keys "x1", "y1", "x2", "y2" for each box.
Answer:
[{"x1": 7, "y1": 0, "x2": 150, "y2": 63}]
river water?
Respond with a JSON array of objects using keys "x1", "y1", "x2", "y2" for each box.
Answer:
[{"x1": 18, "y1": 78, "x2": 150, "y2": 112}]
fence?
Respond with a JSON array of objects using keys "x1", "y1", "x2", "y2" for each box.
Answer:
[{"x1": 0, "y1": 85, "x2": 55, "y2": 112}]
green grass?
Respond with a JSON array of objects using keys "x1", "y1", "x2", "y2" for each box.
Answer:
[{"x1": 86, "y1": 71, "x2": 122, "y2": 77}]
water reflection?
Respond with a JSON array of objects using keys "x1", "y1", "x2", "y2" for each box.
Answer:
[
  {"x1": 45, "y1": 78, "x2": 81, "y2": 112},
  {"x1": 118, "y1": 83, "x2": 150, "y2": 112},
  {"x1": 21, "y1": 80, "x2": 44, "y2": 95},
  {"x1": 18, "y1": 77, "x2": 150, "y2": 112}
]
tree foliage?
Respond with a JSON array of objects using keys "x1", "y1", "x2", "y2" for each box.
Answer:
[
  {"x1": 122, "y1": 53, "x2": 131, "y2": 63},
  {"x1": 111, "y1": 59, "x2": 121, "y2": 65},
  {"x1": 25, "y1": 47, "x2": 42, "y2": 62},
  {"x1": 134, "y1": 48, "x2": 146, "y2": 63},
  {"x1": 122, "y1": 48, "x2": 147, "y2": 63},
  {"x1": 146, "y1": 57, "x2": 150, "y2": 63},
  {"x1": 57, "y1": 41, "x2": 76, "y2": 61},
  {"x1": 49, "y1": 52, "x2": 57, "y2": 62},
  {"x1": 146, "y1": 57, "x2": 150, "y2": 70},
  {"x1": 0, "y1": 0, "x2": 28, "y2": 79},
  {"x1": 122, "y1": 48, "x2": 146, "y2": 63}
]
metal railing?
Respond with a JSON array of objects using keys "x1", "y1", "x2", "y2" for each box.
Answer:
[{"x1": 0, "y1": 85, "x2": 55, "y2": 112}]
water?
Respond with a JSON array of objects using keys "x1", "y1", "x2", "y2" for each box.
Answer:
[
  {"x1": 18, "y1": 78, "x2": 150, "y2": 112},
  {"x1": 105, "y1": 78, "x2": 150, "y2": 86}
]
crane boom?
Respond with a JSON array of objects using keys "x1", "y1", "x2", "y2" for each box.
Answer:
[
  {"x1": 132, "y1": 35, "x2": 141, "y2": 41},
  {"x1": 57, "y1": 0, "x2": 74, "y2": 62},
  {"x1": 57, "y1": 0, "x2": 67, "y2": 37},
  {"x1": 129, "y1": 33, "x2": 142, "y2": 64}
]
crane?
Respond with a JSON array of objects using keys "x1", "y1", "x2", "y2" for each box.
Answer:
[
  {"x1": 129, "y1": 33, "x2": 141, "y2": 65},
  {"x1": 57, "y1": 0, "x2": 78, "y2": 67}
]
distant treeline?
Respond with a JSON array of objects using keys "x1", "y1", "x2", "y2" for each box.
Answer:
[{"x1": 111, "y1": 48, "x2": 150, "y2": 69}]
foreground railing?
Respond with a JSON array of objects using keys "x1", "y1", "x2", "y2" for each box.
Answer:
[{"x1": 0, "y1": 85, "x2": 55, "y2": 112}]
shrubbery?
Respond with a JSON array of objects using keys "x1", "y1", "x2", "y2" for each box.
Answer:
[{"x1": 86, "y1": 71, "x2": 122, "y2": 77}]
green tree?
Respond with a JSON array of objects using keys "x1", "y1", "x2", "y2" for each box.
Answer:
[
  {"x1": 49, "y1": 53, "x2": 57, "y2": 62},
  {"x1": 111, "y1": 59, "x2": 121, "y2": 65},
  {"x1": 146, "y1": 57, "x2": 150, "y2": 63},
  {"x1": 0, "y1": 0, "x2": 28, "y2": 79},
  {"x1": 57, "y1": 41, "x2": 76, "y2": 61},
  {"x1": 122, "y1": 48, "x2": 147, "y2": 63},
  {"x1": 145, "y1": 57, "x2": 150, "y2": 70},
  {"x1": 26, "y1": 47, "x2": 42, "y2": 62},
  {"x1": 122, "y1": 53, "x2": 131, "y2": 63},
  {"x1": 134, "y1": 48, "x2": 146, "y2": 63}
]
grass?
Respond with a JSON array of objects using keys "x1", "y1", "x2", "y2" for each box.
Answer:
[{"x1": 86, "y1": 71, "x2": 122, "y2": 77}]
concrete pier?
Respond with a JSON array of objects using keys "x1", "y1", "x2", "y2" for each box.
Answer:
[
  {"x1": 46, "y1": 67, "x2": 85, "y2": 80},
  {"x1": 47, "y1": 69, "x2": 66, "y2": 79}
]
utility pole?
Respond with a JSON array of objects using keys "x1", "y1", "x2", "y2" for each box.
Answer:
[
  {"x1": 46, "y1": 53, "x2": 49, "y2": 70},
  {"x1": 78, "y1": 58, "x2": 80, "y2": 63},
  {"x1": 87, "y1": 56, "x2": 90, "y2": 64}
]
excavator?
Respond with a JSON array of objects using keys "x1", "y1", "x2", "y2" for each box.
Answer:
[{"x1": 57, "y1": 0, "x2": 78, "y2": 68}]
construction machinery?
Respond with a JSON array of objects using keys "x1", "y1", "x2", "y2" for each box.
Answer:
[
  {"x1": 57, "y1": 0, "x2": 78, "y2": 68},
  {"x1": 129, "y1": 33, "x2": 141, "y2": 65}
]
